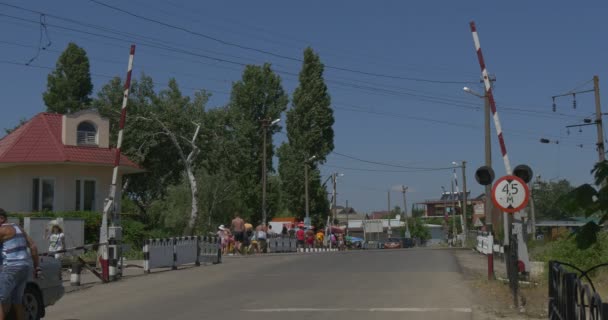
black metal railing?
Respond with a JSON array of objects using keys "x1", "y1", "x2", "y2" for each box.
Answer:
[{"x1": 548, "y1": 260, "x2": 608, "y2": 319}]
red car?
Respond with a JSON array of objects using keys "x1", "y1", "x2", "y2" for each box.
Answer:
[{"x1": 384, "y1": 238, "x2": 402, "y2": 249}]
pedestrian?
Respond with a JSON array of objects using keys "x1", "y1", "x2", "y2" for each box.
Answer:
[
  {"x1": 281, "y1": 225, "x2": 288, "y2": 236},
  {"x1": 231, "y1": 213, "x2": 245, "y2": 254},
  {"x1": 330, "y1": 233, "x2": 337, "y2": 248},
  {"x1": 267, "y1": 224, "x2": 276, "y2": 237},
  {"x1": 296, "y1": 226, "x2": 305, "y2": 249},
  {"x1": 0, "y1": 208, "x2": 40, "y2": 320},
  {"x1": 217, "y1": 225, "x2": 228, "y2": 255},
  {"x1": 305, "y1": 228, "x2": 315, "y2": 248},
  {"x1": 315, "y1": 229, "x2": 324, "y2": 248},
  {"x1": 243, "y1": 223, "x2": 253, "y2": 255},
  {"x1": 255, "y1": 223, "x2": 267, "y2": 253},
  {"x1": 47, "y1": 222, "x2": 65, "y2": 260}
]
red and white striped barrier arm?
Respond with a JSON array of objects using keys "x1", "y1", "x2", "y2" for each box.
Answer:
[{"x1": 470, "y1": 21, "x2": 512, "y2": 175}]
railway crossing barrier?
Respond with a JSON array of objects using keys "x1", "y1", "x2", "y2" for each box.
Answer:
[{"x1": 143, "y1": 236, "x2": 220, "y2": 273}]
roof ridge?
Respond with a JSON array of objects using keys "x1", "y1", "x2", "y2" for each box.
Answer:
[
  {"x1": 42, "y1": 113, "x2": 67, "y2": 160},
  {"x1": 0, "y1": 114, "x2": 37, "y2": 159}
]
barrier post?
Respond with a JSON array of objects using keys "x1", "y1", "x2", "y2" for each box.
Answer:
[
  {"x1": 143, "y1": 240, "x2": 150, "y2": 273},
  {"x1": 108, "y1": 238, "x2": 118, "y2": 281},
  {"x1": 215, "y1": 236, "x2": 222, "y2": 264},
  {"x1": 172, "y1": 238, "x2": 178, "y2": 270},
  {"x1": 195, "y1": 236, "x2": 201, "y2": 266},
  {"x1": 70, "y1": 260, "x2": 82, "y2": 286},
  {"x1": 100, "y1": 243, "x2": 109, "y2": 282}
]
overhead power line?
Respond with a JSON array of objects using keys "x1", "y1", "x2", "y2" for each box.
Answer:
[
  {"x1": 0, "y1": 6, "x2": 583, "y2": 121},
  {"x1": 0, "y1": 59, "x2": 230, "y2": 95},
  {"x1": 322, "y1": 164, "x2": 452, "y2": 173},
  {"x1": 331, "y1": 152, "x2": 455, "y2": 170},
  {"x1": 84, "y1": 0, "x2": 473, "y2": 84}
]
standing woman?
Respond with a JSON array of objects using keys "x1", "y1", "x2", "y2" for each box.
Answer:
[{"x1": 48, "y1": 223, "x2": 65, "y2": 259}]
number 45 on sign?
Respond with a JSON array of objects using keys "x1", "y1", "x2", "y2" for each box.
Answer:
[{"x1": 491, "y1": 175, "x2": 530, "y2": 213}]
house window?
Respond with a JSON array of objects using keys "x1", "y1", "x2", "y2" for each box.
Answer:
[
  {"x1": 76, "y1": 179, "x2": 96, "y2": 211},
  {"x1": 77, "y1": 121, "x2": 97, "y2": 145},
  {"x1": 32, "y1": 178, "x2": 55, "y2": 211}
]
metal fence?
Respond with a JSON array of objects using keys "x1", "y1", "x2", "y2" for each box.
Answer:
[
  {"x1": 143, "y1": 236, "x2": 220, "y2": 273},
  {"x1": 548, "y1": 260, "x2": 608, "y2": 319},
  {"x1": 266, "y1": 236, "x2": 297, "y2": 253}
]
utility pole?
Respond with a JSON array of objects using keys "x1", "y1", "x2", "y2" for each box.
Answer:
[
  {"x1": 332, "y1": 173, "x2": 337, "y2": 225},
  {"x1": 401, "y1": 185, "x2": 410, "y2": 236},
  {"x1": 304, "y1": 155, "x2": 316, "y2": 225},
  {"x1": 346, "y1": 199, "x2": 349, "y2": 236},
  {"x1": 304, "y1": 162, "x2": 309, "y2": 222},
  {"x1": 451, "y1": 179, "x2": 457, "y2": 245},
  {"x1": 461, "y1": 161, "x2": 468, "y2": 246},
  {"x1": 387, "y1": 190, "x2": 391, "y2": 237},
  {"x1": 484, "y1": 94, "x2": 493, "y2": 230},
  {"x1": 594, "y1": 75, "x2": 605, "y2": 162},
  {"x1": 261, "y1": 119, "x2": 269, "y2": 226},
  {"x1": 261, "y1": 118, "x2": 280, "y2": 226}
]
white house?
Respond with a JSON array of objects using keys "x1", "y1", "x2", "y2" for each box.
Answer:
[{"x1": 0, "y1": 110, "x2": 142, "y2": 213}]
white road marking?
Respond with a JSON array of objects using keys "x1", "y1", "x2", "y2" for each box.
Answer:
[{"x1": 243, "y1": 307, "x2": 472, "y2": 313}]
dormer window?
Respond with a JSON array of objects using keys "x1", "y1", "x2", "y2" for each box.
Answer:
[{"x1": 77, "y1": 121, "x2": 97, "y2": 146}]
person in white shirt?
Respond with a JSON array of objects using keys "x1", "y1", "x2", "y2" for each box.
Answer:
[{"x1": 47, "y1": 224, "x2": 65, "y2": 259}]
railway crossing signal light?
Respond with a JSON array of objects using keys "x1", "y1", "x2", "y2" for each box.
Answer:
[
  {"x1": 475, "y1": 166, "x2": 495, "y2": 186},
  {"x1": 513, "y1": 164, "x2": 533, "y2": 184}
]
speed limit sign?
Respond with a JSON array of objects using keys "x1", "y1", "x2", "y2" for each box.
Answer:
[{"x1": 491, "y1": 175, "x2": 530, "y2": 213}]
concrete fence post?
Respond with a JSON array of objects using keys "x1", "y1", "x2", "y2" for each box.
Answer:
[
  {"x1": 215, "y1": 236, "x2": 222, "y2": 264},
  {"x1": 172, "y1": 238, "x2": 178, "y2": 270},
  {"x1": 195, "y1": 236, "x2": 201, "y2": 266}
]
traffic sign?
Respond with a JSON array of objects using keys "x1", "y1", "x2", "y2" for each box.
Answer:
[
  {"x1": 474, "y1": 217, "x2": 484, "y2": 227},
  {"x1": 491, "y1": 175, "x2": 530, "y2": 213}
]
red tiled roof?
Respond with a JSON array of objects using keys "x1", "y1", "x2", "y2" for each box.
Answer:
[{"x1": 0, "y1": 112, "x2": 139, "y2": 169}]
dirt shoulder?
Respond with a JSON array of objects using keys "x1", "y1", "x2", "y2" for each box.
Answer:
[{"x1": 453, "y1": 249, "x2": 548, "y2": 319}]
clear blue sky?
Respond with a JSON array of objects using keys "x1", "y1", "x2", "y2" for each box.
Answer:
[{"x1": 1, "y1": 1, "x2": 607, "y2": 213}]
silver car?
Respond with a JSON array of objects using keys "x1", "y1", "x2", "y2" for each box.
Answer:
[{"x1": 7, "y1": 256, "x2": 64, "y2": 320}]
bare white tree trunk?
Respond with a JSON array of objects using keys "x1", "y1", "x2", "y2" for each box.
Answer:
[{"x1": 139, "y1": 115, "x2": 201, "y2": 235}]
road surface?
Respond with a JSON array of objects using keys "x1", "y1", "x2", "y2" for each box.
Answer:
[{"x1": 47, "y1": 249, "x2": 474, "y2": 320}]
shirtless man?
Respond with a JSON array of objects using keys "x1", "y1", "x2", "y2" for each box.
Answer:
[
  {"x1": 0, "y1": 208, "x2": 40, "y2": 320},
  {"x1": 231, "y1": 213, "x2": 245, "y2": 254}
]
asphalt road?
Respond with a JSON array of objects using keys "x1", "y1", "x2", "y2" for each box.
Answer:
[{"x1": 46, "y1": 249, "x2": 474, "y2": 320}]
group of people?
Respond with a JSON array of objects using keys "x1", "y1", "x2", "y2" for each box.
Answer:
[
  {"x1": 216, "y1": 214, "x2": 349, "y2": 255},
  {"x1": 0, "y1": 208, "x2": 40, "y2": 320},
  {"x1": 216, "y1": 213, "x2": 277, "y2": 255},
  {"x1": 294, "y1": 225, "x2": 344, "y2": 250}
]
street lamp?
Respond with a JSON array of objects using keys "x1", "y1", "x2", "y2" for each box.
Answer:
[
  {"x1": 261, "y1": 118, "x2": 281, "y2": 226},
  {"x1": 304, "y1": 155, "x2": 317, "y2": 224}
]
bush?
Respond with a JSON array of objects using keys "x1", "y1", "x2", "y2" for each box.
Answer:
[
  {"x1": 537, "y1": 232, "x2": 608, "y2": 272},
  {"x1": 6, "y1": 211, "x2": 165, "y2": 250}
]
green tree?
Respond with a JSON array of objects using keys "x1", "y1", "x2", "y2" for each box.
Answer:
[
  {"x1": 93, "y1": 75, "x2": 208, "y2": 233},
  {"x1": 4, "y1": 118, "x2": 27, "y2": 135},
  {"x1": 229, "y1": 63, "x2": 288, "y2": 223},
  {"x1": 411, "y1": 205, "x2": 425, "y2": 218},
  {"x1": 43, "y1": 42, "x2": 93, "y2": 114},
  {"x1": 279, "y1": 48, "x2": 334, "y2": 219},
  {"x1": 532, "y1": 179, "x2": 578, "y2": 219},
  {"x1": 390, "y1": 205, "x2": 401, "y2": 219},
  {"x1": 561, "y1": 161, "x2": 608, "y2": 248}
]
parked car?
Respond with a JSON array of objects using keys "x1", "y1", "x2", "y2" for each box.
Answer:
[
  {"x1": 384, "y1": 238, "x2": 402, "y2": 249},
  {"x1": 7, "y1": 256, "x2": 65, "y2": 320}
]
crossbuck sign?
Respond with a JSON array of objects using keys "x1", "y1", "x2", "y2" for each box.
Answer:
[{"x1": 491, "y1": 175, "x2": 530, "y2": 214}]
